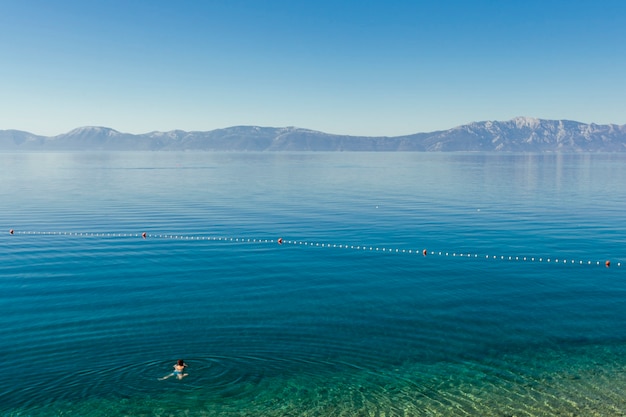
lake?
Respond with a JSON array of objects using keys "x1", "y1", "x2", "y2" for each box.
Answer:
[{"x1": 1, "y1": 152, "x2": 626, "y2": 416}]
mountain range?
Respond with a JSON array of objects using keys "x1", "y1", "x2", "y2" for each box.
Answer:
[{"x1": 1, "y1": 117, "x2": 625, "y2": 152}]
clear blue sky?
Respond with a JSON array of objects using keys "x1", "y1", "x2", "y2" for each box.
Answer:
[{"x1": 1, "y1": 0, "x2": 625, "y2": 136}]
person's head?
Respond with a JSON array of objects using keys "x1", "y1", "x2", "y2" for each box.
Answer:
[{"x1": 177, "y1": 359, "x2": 185, "y2": 366}]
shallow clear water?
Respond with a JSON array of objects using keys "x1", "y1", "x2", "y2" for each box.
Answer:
[{"x1": 1, "y1": 152, "x2": 626, "y2": 416}]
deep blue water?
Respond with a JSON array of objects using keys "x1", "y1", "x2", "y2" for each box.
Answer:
[{"x1": 1, "y1": 152, "x2": 626, "y2": 416}]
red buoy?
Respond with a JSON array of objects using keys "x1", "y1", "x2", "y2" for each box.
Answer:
[
  {"x1": 9, "y1": 229, "x2": 14, "y2": 235},
  {"x1": 277, "y1": 238, "x2": 283, "y2": 245},
  {"x1": 422, "y1": 249, "x2": 427, "y2": 256},
  {"x1": 606, "y1": 260, "x2": 611, "y2": 268},
  {"x1": 142, "y1": 232, "x2": 147, "y2": 239}
]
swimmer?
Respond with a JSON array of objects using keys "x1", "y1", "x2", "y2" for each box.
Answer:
[{"x1": 159, "y1": 359, "x2": 188, "y2": 380}]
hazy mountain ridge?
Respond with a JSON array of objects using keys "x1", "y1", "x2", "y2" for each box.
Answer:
[{"x1": 1, "y1": 117, "x2": 625, "y2": 151}]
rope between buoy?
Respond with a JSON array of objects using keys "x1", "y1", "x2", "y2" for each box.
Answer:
[{"x1": 8, "y1": 229, "x2": 621, "y2": 268}]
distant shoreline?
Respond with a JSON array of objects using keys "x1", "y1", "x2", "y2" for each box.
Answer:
[{"x1": 2, "y1": 117, "x2": 626, "y2": 152}]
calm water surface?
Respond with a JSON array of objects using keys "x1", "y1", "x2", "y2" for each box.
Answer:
[{"x1": 1, "y1": 152, "x2": 626, "y2": 416}]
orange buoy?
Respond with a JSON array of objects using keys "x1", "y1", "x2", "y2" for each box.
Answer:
[
  {"x1": 142, "y1": 232, "x2": 147, "y2": 239},
  {"x1": 9, "y1": 229, "x2": 14, "y2": 235},
  {"x1": 422, "y1": 249, "x2": 427, "y2": 256},
  {"x1": 606, "y1": 260, "x2": 611, "y2": 268},
  {"x1": 277, "y1": 238, "x2": 283, "y2": 245}
]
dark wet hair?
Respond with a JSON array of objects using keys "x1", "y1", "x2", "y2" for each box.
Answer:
[{"x1": 177, "y1": 359, "x2": 185, "y2": 366}]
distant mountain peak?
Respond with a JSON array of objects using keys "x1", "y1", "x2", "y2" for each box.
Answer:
[
  {"x1": 510, "y1": 116, "x2": 541, "y2": 128},
  {"x1": 61, "y1": 126, "x2": 122, "y2": 137}
]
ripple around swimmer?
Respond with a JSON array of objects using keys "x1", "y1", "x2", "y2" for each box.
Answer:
[{"x1": 7, "y1": 344, "x2": 626, "y2": 416}]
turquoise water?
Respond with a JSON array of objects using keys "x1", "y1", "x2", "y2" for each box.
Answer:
[{"x1": 2, "y1": 152, "x2": 626, "y2": 416}]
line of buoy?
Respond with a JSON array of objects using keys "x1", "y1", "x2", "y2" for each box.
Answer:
[{"x1": 8, "y1": 229, "x2": 621, "y2": 268}]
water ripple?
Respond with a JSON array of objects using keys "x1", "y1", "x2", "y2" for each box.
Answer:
[{"x1": 3, "y1": 152, "x2": 626, "y2": 416}]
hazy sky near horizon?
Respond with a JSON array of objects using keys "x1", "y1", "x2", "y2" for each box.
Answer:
[{"x1": 1, "y1": 1, "x2": 625, "y2": 136}]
